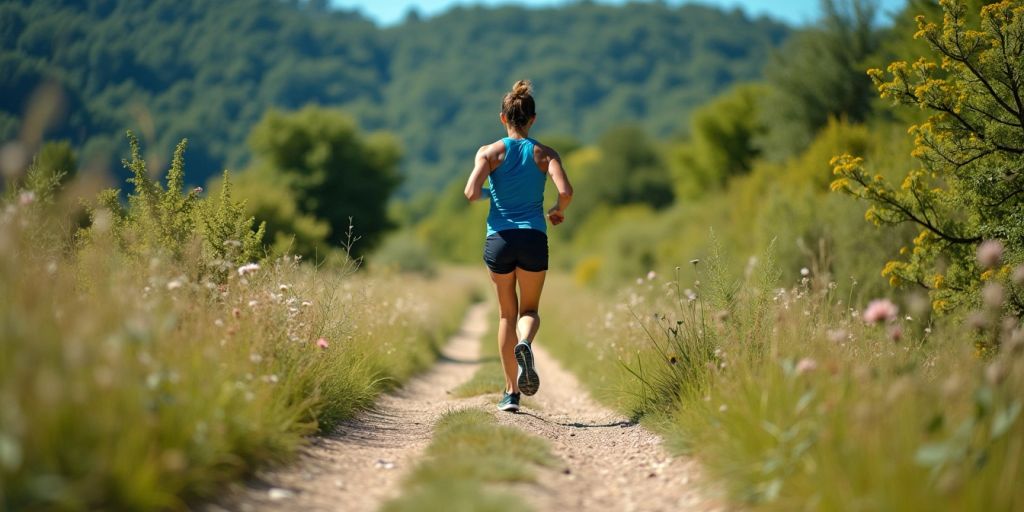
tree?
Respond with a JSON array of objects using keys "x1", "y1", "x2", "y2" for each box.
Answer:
[
  {"x1": 247, "y1": 106, "x2": 401, "y2": 254},
  {"x1": 831, "y1": 0, "x2": 1024, "y2": 315},
  {"x1": 669, "y1": 83, "x2": 767, "y2": 199},
  {"x1": 759, "y1": 0, "x2": 882, "y2": 160}
]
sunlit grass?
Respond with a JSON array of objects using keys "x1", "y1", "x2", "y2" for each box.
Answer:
[
  {"x1": 542, "y1": 246, "x2": 1024, "y2": 511},
  {"x1": 381, "y1": 408, "x2": 554, "y2": 512},
  {"x1": 0, "y1": 198, "x2": 479, "y2": 509}
]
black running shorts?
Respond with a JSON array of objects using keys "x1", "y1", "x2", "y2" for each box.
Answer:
[{"x1": 483, "y1": 229, "x2": 549, "y2": 274}]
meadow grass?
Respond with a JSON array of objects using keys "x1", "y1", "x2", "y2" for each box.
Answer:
[
  {"x1": 0, "y1": 195, "x2": 479, "y2": 509},
  {"x1": 541, "y1": 247, "x2": 1024, "y2": 511},
  {"x1": 381, "y1": 408, "x2": 554, "y2": 512}
]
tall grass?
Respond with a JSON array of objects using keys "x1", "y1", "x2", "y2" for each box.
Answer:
[
  {"x1": 542, "y1": 242, "x2": 1024, "y2": 511},
  {"x1": 0, "y1": 167, "x2": 477, "y2": 509}
]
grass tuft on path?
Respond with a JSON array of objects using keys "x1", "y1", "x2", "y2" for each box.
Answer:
[{"x1": 381, "y1": 408, "x2": 555, "y2": 512}]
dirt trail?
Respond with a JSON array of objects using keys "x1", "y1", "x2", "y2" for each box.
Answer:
[{"x1": 213, "y1": 302, "x2": 721, "y2": 512}]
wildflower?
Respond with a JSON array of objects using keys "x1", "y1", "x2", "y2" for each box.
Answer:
[
  {"x1": 887, "y1": 325, "x2": 903, "y2": 342},
  {"x1": 18, "y1": 191, "x2": 35, "y2": 206},
  {"x1": 249, "y1": 353, "x2": 262, "y2": 364},
  {"x1": 826, "y1": 329, "x2": 848, "y2": 343},
  {"x1": 237, "y1": 263, "x2": 260, "y2": 276},
  {"x1": 862, "y1": 299, "x2": 898, "y2": 325},
  {"x1": 1013, "y1": 266, "x2": 1024, "y2": 286},
  {"x1": 192, "y1": 186, "x2": 203, "y2": 194},
  {"x1": 636, "y1": 278, "x2": 643, "y2": 285},
  {"x1": 985, "y1": 361, "x2": 1006, "y2": 386},
  {"x1": 967, "y1": 311, "x2": 988, "y2": 330},
  {"x1": 684, "y1": 289, "x2": 697, "y2": 301},
  {"x1": 982, "y1": 283, "x2": 1004, "y2": 308},
  {"x1": 718, "y1": 404, "x2": 728, "y2": 412},
  {"x1": 795, "y1": 357, "x2": 818, "y2": 375},
  {"x1": 976, "y1": 240, "x2": 1004, "y2": 268},
  {"x1": 166, "y1": 279, "x2": 183, "y2": 291},
  {"x1": 316, "y1": 337, "x2": 329, "y2": 349},
  {"x1": 800, "y1": 267, "x2": 810, "y2": 277},
  {"x1": 248, "y1": 300, "x2": 258, "y2": 307},
  {"x1": 214, "y1": 318, "x2": 224, "y2": 327},
  {"x1": 646, "y1": 270, "x2": 657, "y2": 281}
]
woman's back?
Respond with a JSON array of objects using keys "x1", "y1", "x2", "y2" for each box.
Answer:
[{"x1": 486, "y1": 137, "x2": 546, "y2": 235}]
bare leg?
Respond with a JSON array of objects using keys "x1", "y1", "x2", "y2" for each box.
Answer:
[
  {"x1": 490, "y1": 271, "x2": 519, "y2": 393},
  {"x1": 515, "y1": 268, "x2": 546, "y2": 343}
]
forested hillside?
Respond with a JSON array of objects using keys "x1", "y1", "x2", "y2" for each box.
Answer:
[{"x1": 0, "y1": 0, "x2": 788, "y2": 193}]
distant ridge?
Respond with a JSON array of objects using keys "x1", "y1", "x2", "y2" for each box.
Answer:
[{"x1": 0, "y1": 0, "x2": 788, "y2": 193}]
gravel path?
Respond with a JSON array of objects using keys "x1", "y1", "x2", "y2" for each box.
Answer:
[{"x1": 211, "y1": 302, "x2": 723, "y2": 512}]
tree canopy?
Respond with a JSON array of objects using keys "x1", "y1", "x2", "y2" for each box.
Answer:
[{"x1": 0, "y1": 0, "x2": 789, "y2": 194}]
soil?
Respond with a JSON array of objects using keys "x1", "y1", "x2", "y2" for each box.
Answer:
[{"x1": 210, "y1": 303, "x2": 724, "y2": 512}]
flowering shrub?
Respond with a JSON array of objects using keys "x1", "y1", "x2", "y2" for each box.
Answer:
[{"x1": 831, "y1": 0, "x2": 1024, "y2": 316}]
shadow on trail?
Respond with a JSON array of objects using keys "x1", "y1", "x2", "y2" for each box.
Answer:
[{"x1": 513, "y1": 410, "x2": 636, "y2": 429}]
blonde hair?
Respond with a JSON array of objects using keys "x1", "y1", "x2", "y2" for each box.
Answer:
[{"x1": 501, "y1": 79, "x2": 535, "y2": 130}]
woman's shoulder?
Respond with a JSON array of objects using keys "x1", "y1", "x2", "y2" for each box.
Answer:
[{"x1": 529, "y1": 139, "x2": 560, "y2": 164}]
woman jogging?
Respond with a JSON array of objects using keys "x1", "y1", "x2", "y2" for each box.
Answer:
[{"x1": 464, "y1": 80, "x2": 574, "y2": 412}]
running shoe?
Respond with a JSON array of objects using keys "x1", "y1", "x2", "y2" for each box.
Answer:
[
  {"x1": 497, "y1": 391, "x2": 520, "y2": 412},
  {"x1": 514, "y1": 339, "x2": 540, "y2": 396}
]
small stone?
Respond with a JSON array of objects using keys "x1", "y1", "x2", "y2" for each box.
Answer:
[
  {"x1": 375, "y1": 459, "x2": 396, "y2": 470},
  {"x1": 648, "y1": 472, "x2": 657, "y2": 478},
  {"x1": 267, "y1": 488, "x2": 293, "y2": 500},
  {"x1": 562, "y1": 468, "x2": 571, "y2": 475},
  {"x1": 334, "y1": 479, "x2": 344, "y2": 488}
]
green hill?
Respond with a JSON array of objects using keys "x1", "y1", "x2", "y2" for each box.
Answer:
[{"x1": 1, "y1": 0, "x2": 788, "y2": 194}]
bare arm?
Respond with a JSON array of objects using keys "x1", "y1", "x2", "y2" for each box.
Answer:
[
  {"x1": 464, "y1": 144, "x2": 499, "y2": 201},
  {"x1": 537, "y1": 146, "x2": 573, "y2": 225}
]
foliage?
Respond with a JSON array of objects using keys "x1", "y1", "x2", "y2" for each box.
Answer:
[
  {"x1": 669, "y1": 83, "x2": 768, "y2": 199},
  {"x1": 0, "y1": 0, "x2": 788, "y2": 193},
  {"x1": 832, "y1": 0, "x2": 1024, "y2": 316},
  {"x1": 246, "y1": 106, "x2": 400, "y2": 255},
  {"x1": 542, "y1": 250, "x2": 1024, "y2": 510},
  {"x1": 370, "y1": 230, "x2": 438, "y2": 277},
  {"x1": 759, "y1": 0, "x2": 883, "y2": 160},
  {"x1": 210, "y1": 166, "x2": 331, "y2": 259},
  {"x1": 0, "y1": 169, "x2": 477, "y2": 508},
  {"x1": 199, "y1": 171, "x2": 266, "y2": 278},
  {"x1": 562, "y1": 125, "x2": 674, "y2": 236},
  {"x1": 80, "y1": 132, "x2": 264, "y2": 277}
]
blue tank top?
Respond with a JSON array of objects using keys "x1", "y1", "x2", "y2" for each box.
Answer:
[{"x1": 486, "y1": 137, "x2": 547, "y2": 236}]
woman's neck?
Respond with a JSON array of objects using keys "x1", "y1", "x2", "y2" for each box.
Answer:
[{"x1": 505, "y1": 127, "x2": 529, "y2": 139}]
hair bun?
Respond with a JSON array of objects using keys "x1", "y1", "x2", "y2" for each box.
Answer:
[{"x1": 512, "y1": 79, "x2": 533, "y2": 97}]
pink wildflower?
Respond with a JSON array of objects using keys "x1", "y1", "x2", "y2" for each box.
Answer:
[
  {"x1": 193, "y1": 186, "x2": 203, "y2": 194},
  {"x1": 646, "y1": 270, "x2": 657, "y2": 281},
  {"x1": 976, "y1": 240, "x2": 1004, "y2": 268},
  {"x1": 18, "y1": 191, "x2": 35, "y2": 206},
  {"x1": 862, "y1": 299, "x2": 898, "y2": 325},
  {"x1": 316, "y1": 337, "x2": 329, "y2": 349},
  {"x1": 795, "y1": 358, "x2": 818, "y2": 375},
  {"x1": 237, "y1": 263, "x2": 260, "y2": 276}
]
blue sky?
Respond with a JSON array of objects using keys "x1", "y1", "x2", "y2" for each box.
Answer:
[{"x1": 331, "y1": 0, "x2": 909, "y2": 27}]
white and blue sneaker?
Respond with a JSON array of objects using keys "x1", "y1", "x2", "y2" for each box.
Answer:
[
  {"x1": 497, "y1": 391, "x2": 520, "y2": 412},
  {"x1": 514, "y1": 340, "x2": 540, "y2": 396}
]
